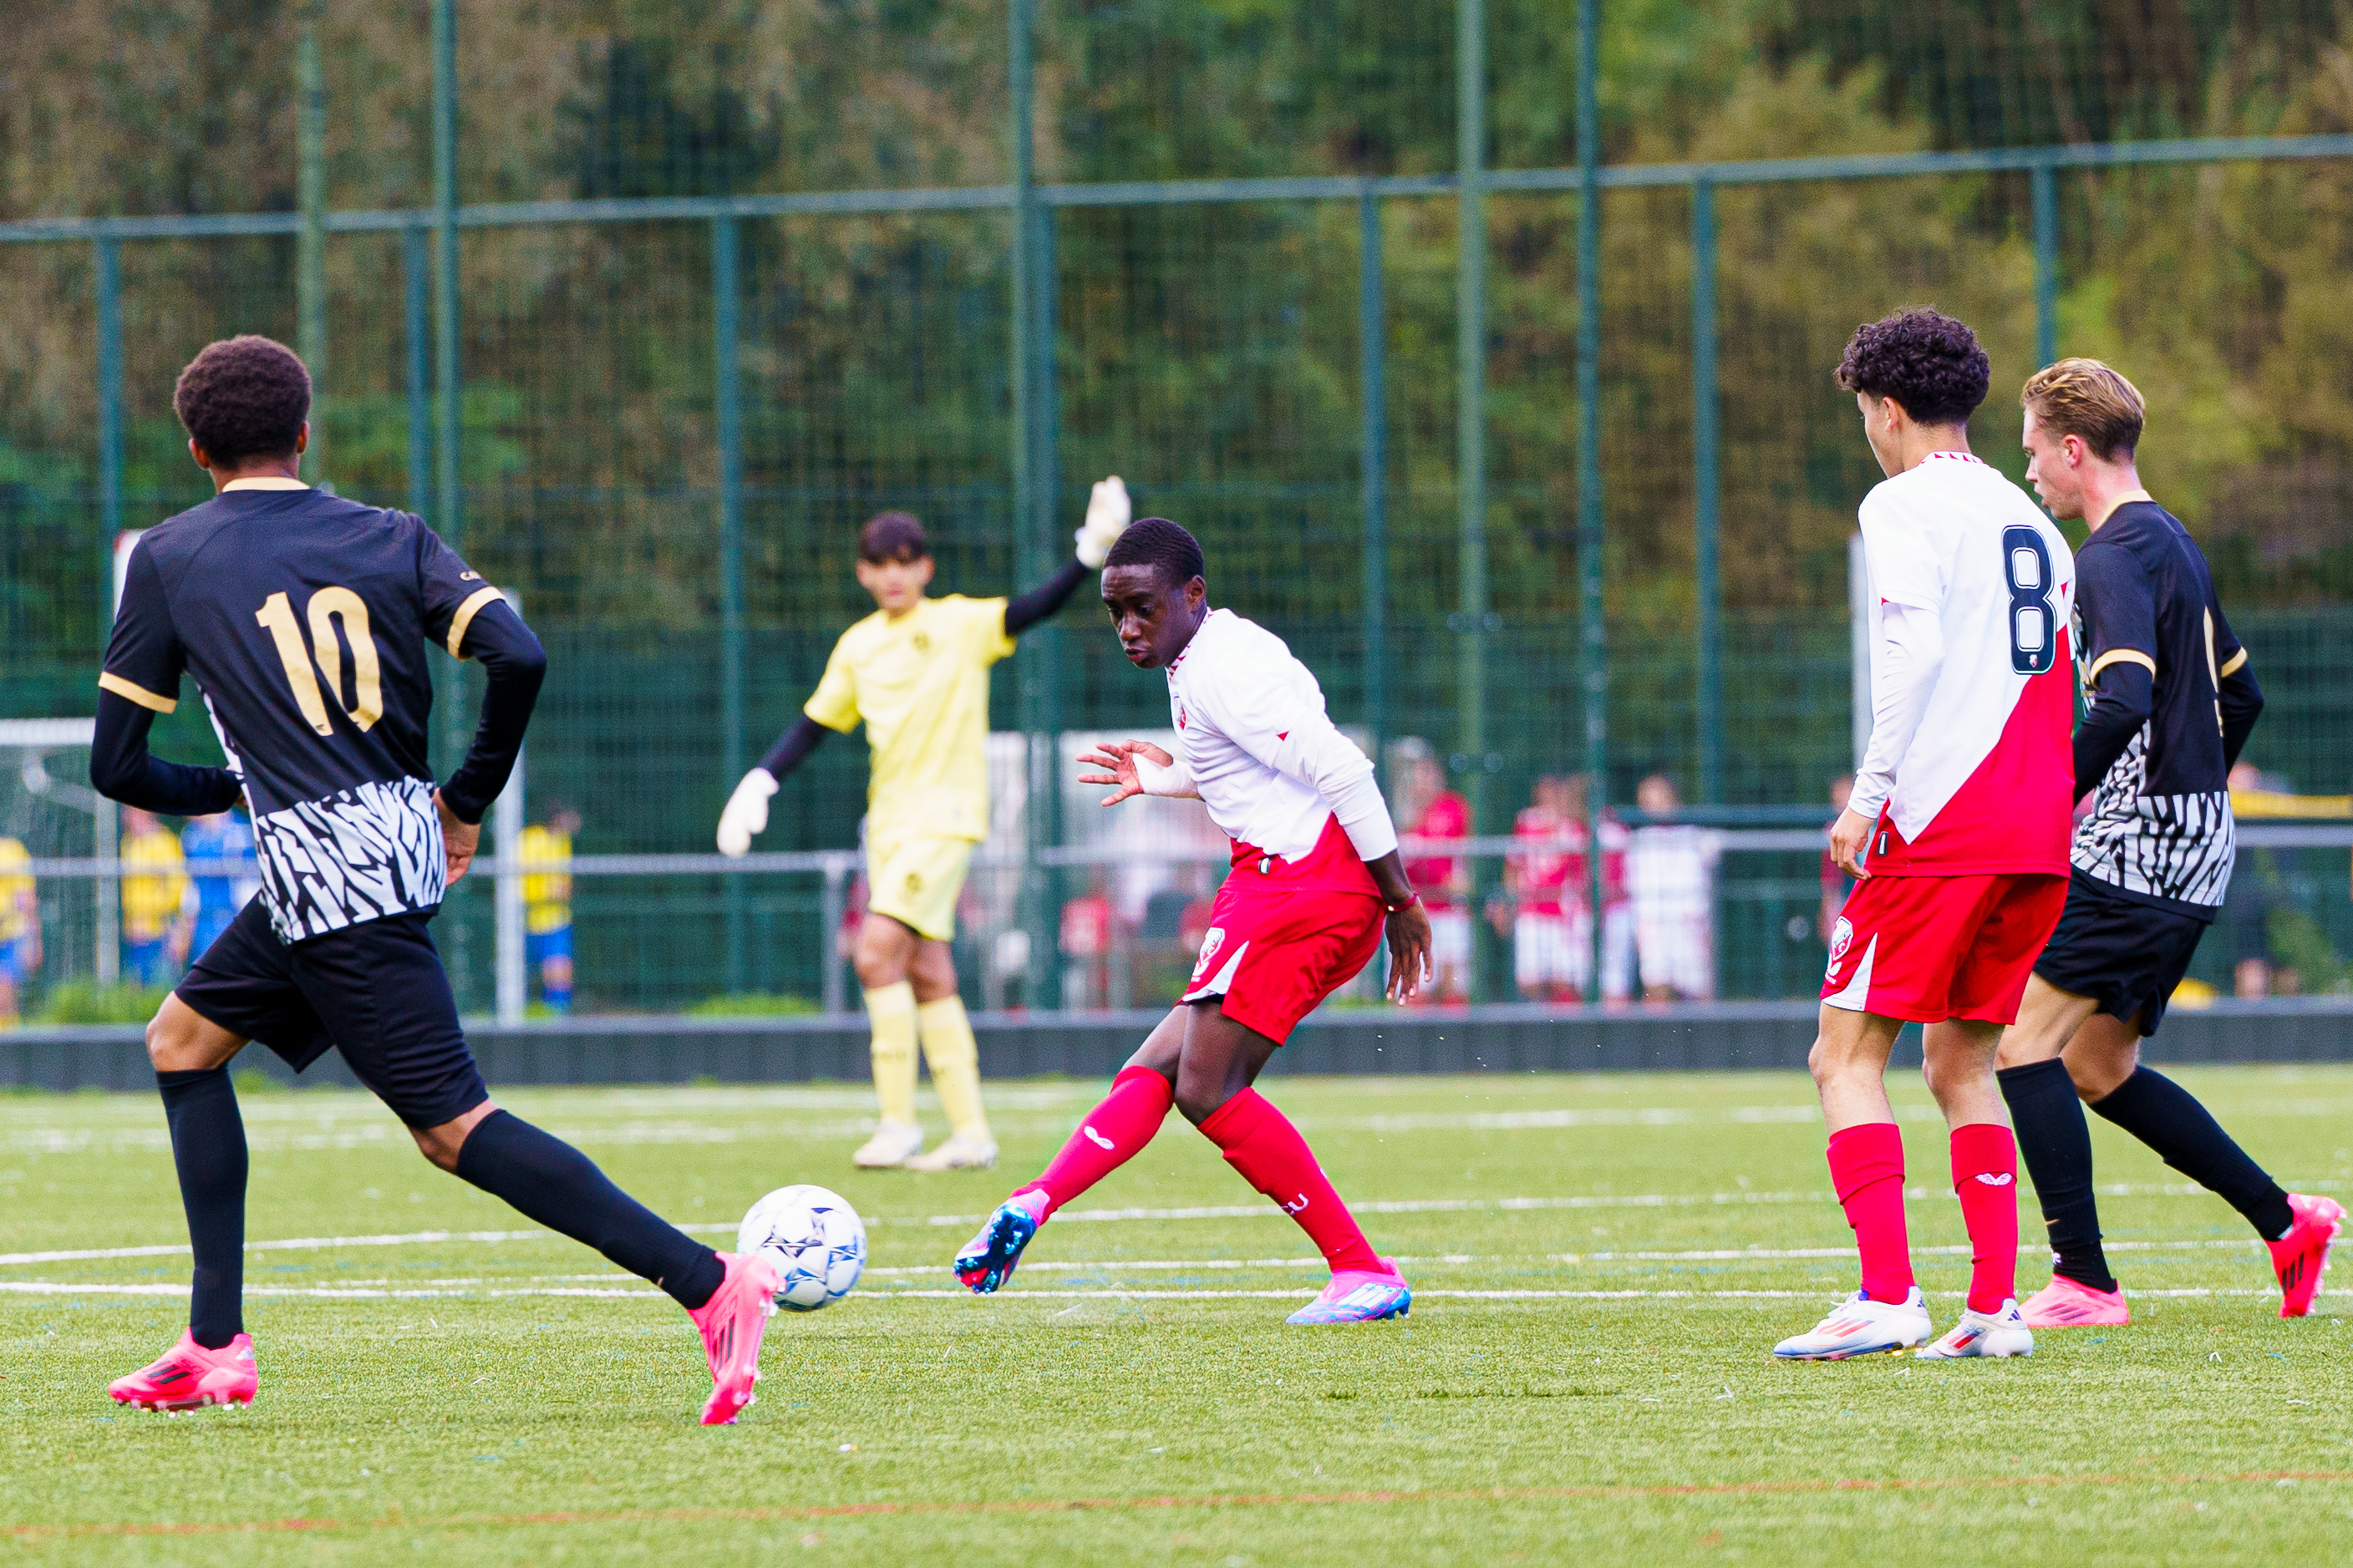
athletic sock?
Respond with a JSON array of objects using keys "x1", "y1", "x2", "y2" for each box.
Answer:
[
  {"x1": 1197, "y1": 1088, "x2": 1383, "y2": 1275},
  {"x1": 2090, "y1": 1067, "x2": 2296, "y2": 1241},
  {"x1": 1997, "y1": 1058, "x2": 2115, "y2": 1292},
  {"x1": 158, "y1": 1068, "x2": 247, "y2": 1351},
  {"x1": 863, "y1": 982, "x2": 919, "y2": 1128},
  {"x1": 1825, "y1": 1122, "x2": 1912, "y2": 1303},
  {"x1": 1949, "y1": 1123, "x2": 2020, "y2": 1314},
  {"x1": 1015, "y1": 1065, "x2": 1172, "y2": 1220},
  {"x1": 917, "y1": 997, "x2": 989, "y2": 1139},
  {"x1": 454, "y1": 1109, "x2": 724, "y2": 1310}
]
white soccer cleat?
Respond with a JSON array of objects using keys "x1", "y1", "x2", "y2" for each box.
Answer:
[
  {"x1": 1913, "y1": 1299, "x2": 2034, "y2": 1359},
  {"x1": 1771, "y1": 1287, "x2": 1934, "y2": 1360},
  {"x1": 902, "y1": 1131, "x2": 999, "y2": 1172},
  {"x1": 851, "y1": 1119, "x2": 926, "y2": 1169}
]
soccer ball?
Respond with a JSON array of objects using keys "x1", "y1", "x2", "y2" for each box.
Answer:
[{"x1": 736, "y1": 1184, "x2": 866, "y2": 1312}]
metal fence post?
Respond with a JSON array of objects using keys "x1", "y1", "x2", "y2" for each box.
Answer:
[
  {"x1": 297, "y1": 1, "x2": 328, "y2": 485},
  {"x1": 714, "y1": 212, "x2": 748, "y2": 997},
  {"x1": 429, "y1": 0, "x2": 470, "y2": 991},
  {"x1": 1575, "y1": 0, "x2": 1608, "y2": 1003},
  {"x1": 94, "y1": 236, "x2": 122, "y2": 551},
  {"x1": 1359, "y1": 185, "x2": 1389, "y2": 789},
  {"x1": 1456, "y1": 0, "x2": 1490, "y2": 997},
  {"x1": 494, "y1": 591, "x2": 526, "y2": 1025},
  {"x1": 2032, "y1": 160, "x2": 2058, "y2": 370},
  {"x1": 402, "y1": 224, "x2": 431, "y2": 520},
  {"x1": 1691, "y1": 175, "x2": 1722, "y2": 804}
]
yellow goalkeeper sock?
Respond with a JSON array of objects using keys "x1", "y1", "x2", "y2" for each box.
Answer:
[
  {"x1": 917, "y1": 996, "x2": 989, "y2": 1140},
  {"x1": 863, "y1": 983, "x2": 919, "y2": 1127}
]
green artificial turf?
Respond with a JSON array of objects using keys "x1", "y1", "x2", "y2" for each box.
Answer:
[{"x1": 4, "y1": 1065, "x2": 2351, "y2": 1565}]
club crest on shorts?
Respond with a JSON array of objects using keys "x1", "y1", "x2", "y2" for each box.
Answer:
[
  {"x1": 1827, "y1": 916, "x2": 1853, "y2": 978},
  {"x1": 1192, "y1": 926, "x2": 1224, "y2": 980},
  {"x1": 903, "y1": 870, "x2": 922, "y2": 896}
]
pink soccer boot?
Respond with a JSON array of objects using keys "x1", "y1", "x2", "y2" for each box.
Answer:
[
  {"x1": 2270, "y1": 1194, "x2": 2345, "y2": 1318},
  {"x1": 108, "y1": 1330, "x2": 257, "y2": 1411},
  {"x1": 689, "y1": 1251, "x2": 782, "y2": 1425}
]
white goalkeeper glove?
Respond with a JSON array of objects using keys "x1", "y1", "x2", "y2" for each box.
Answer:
[
  {"x1": 715, "y1": 768, "x2": 779, "y2": 857},
  {"x1": 1075, "y1": 474, "x2": 1132, "y2": 569}
]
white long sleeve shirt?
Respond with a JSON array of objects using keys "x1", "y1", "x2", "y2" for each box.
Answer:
[{"x1": 1136, "y1": 608, "x2": 1398, "y2": 865}]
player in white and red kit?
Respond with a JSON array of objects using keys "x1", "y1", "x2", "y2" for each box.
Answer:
[
  {"x1": 1400, "y1": 752, "x2": 1472, "y2": 1002},
  {"x1": 1775, "y1": 309, "x2": 2077, "y2": 1362},
  {"x1": 953, "y1": 519, "x2": 1434, "y2": 1325}
]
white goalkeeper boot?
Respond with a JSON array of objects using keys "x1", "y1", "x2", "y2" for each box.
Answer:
[
  {"x1": 851, "y1": 1119, "x2": 925, "y2": 1169},
  {"x1": 904, "y1": 1130, "x2": 999, "y2": 1172}
]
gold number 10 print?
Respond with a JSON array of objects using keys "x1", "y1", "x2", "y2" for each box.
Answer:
[{"x1": 256, "y1": 588, "x2": 384, "y2": 735}]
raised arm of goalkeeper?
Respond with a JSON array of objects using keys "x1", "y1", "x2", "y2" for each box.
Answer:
[{"x1": 715, "y1": 477, "x2": 1135, "y2": 856}]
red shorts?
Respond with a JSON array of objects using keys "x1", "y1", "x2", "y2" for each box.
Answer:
[
  {"x1": 1182, "y1": 817, "x2": 1385, "y2": 1043},
  {"x1": 1820, "y1": 871, "x2": 2067, "y2": 1025}
]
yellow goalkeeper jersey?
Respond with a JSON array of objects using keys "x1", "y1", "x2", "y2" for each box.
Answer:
[
  {"x1": 517, "y1": 824, "x2": 574, "y2": 935},
  {"x1": 804, "y1": 594, "x2": 1015, "y2": 843},
  {"x1": 0, "y1": 839, "x2": 32, "y2": 943}
]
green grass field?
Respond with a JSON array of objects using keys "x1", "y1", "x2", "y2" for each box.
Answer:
[{"x1": 5, "y1": 1065, "x2": 2351, "y2": 1565}]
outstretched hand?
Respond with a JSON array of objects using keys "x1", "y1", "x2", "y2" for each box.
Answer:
[
  {"x1": 434, "y1": 789, "x2": 480, "y2": 885},
  {"x1": 1077, "y1": 738, "x2": 1175, "y2": 807}
]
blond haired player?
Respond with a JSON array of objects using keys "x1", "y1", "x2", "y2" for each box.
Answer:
[{"x1": 717, "y1": 483, "x2": 1133, "y2": 1170}]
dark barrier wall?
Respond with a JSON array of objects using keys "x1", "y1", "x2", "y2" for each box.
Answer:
[{"x1": 8, "y1": 1000, "x2": 2350, "y2": 1095}]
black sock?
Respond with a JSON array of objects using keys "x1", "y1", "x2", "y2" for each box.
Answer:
[
  {"x1": 2090, "y1": 1068, "x2": 2296, "y2": 1241},
  {"x1": 453, "y1": 1109, "x2": 724, "y2": 1310},
  {"x1": 1997, "y1": 1059, "x2": 2114, "y2": 1293},
  {"x1": 158, "y1": 1068, "x2": 247, "y2": 1350}
]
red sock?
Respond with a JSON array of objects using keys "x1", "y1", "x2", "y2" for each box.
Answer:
[
  {"x1": 1950, "y1": 1122, "x2": 2020, "y2": 1314},
  {"x1": 1014, "y1": 1066, "x2": 1172, "y2": 1220},
  {"x1": 1197, "y1": 1089, "x2": 1382, "y2": 1274},
  {"x1": 1826, "y1": 1122, "x2": 1912, "y2": 1303}
]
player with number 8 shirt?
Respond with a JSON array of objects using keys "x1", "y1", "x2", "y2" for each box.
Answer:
[{"x1": 1775, "y1": 308, "x2": 2077, "y2": 1363}]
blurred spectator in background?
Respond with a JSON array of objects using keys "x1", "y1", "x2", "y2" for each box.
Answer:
[
  {"x1": 1629, "y1": 774, "x2": 1721, "y2": 1002},
  {"x1": 1505, "y1": 775, "x2": 1578, "y2": 1002},
  {"x1": 519, "y1": 804, "x2": 581, "y2": 1014},
  {"x1": 0, "y1": 835, "x2": 38, "y2": 1025},
  {"x1": 180, "y1": 807, "x2": 257, "y2": 964},
  {"x1": 1397, "y1": 743, "x2": 1472, "y2": 1003},
  {"x1": 1137, "y1": 861, "x2": 1213, "y2": 1003},
  {"x1": 1060, "y1": 874, "x2": 1115, "y2": 1010},
  {"x1": 119, "y1": 807, "x2": 190, "y2": 987},
  {"x1": 1821, "y1": 773, "x2": 1857, "y2": 946}
]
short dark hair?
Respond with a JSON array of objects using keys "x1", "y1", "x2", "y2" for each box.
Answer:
[
  {"x1": 1833, "y1": 308, "x2": 1990, "y2": 427},
  {"x1": 1104, "y1": 517, "x2": 1204, "y2": 589},
  {"x1": 858, "y1": 510, "x2": 928, "y2": 562},
  {"x1": 173, "y1": 335, "x2": 311, "y2": 465}
]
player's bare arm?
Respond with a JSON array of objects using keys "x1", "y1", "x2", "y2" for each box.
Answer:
[{"x1": 1366, "y1": 850, "x2": 1431, "y2": 1002}]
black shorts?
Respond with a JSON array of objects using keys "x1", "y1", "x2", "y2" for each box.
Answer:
[
  {"x1": 175, "y1": 901, "x2": 490, "y2": 1129},
  {"x1": 2031, "y1": 872, "x2": 2212, "y2": 1038}
]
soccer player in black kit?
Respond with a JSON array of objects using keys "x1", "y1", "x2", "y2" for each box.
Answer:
[
  {"x1": 1995, "y1": 358, "x2": 2343, "y2": 1327},
  {"x1": 95, "y1": 336, "x2": 780, "y2": 1423}
]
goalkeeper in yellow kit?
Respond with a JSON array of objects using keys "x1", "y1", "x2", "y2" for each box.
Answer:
[{"x1": 717, "y1": 480, "x2": 1132, "y2": 1170}]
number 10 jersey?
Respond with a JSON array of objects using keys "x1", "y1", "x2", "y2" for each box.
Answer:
[
  {"x1": 1853, "y1": 451, "x2": 2077, "y2": 878},
  {"x1": 101, "y1": 488, "x2": 505, "y2": 942}
]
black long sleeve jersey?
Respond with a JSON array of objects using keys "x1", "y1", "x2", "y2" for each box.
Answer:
[{"x1": 99, "y1": 485, "x2": 543, "y2": 944}]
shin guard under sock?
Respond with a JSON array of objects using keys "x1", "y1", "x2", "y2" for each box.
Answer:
[
  {"x1": 1197, "y1": 1089, "x2": 1381, "y2": 1274},
  {"x1": 1998, "y1": 1058, "x2": 2114, "y2": 1292},
  {"x1": 455, "y1": 1109, "x2": 724, "y2": 1310},
  {"x1": 158, "y1": 1068, "x2": 247, "y2": 1351},
  {"x1": 1017, "y1": 1066, "x2": 1171, "y2": 1219},
  {"x1": 1950, "y1": 1123, "x2": 2020, "y2": 1314},
  {"x1": 1826, "y1": 1123, "x2": 1912, "y2": 1303},
  {"x1": 2091, "y1": 1067, "x2": 2295, "y2": 1241}
]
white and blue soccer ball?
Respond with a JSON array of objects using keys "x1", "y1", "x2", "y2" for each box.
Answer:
[{"x1": 736, "y1": 1184, "x2": 866, "y2": 1312}]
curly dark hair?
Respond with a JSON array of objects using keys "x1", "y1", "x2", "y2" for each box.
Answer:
[
  {"x1": 858, "y1": 510, "x2": 929, "y2": 562},
  {"x1": 1833, "y1": 308, "x2": 1990, "y2": 427},
  {"x1": 1104, "y1": 516, "x2": 1205, "y2": 589},
  {"x1": 172, "y1": 335, "x2": 311, "y2": 465}
]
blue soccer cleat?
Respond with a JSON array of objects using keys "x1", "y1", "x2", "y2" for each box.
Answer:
[
  {"x1": 1286, "y1": 1260, "x2": 1412, "y2": 1325},
  {"x1": 953, "y1": 1193, "x2": 1045, "y2": 1294}
]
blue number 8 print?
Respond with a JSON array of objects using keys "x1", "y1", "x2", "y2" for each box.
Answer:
[{"x1": 2001, "y1": 525, "x2": 2056, "y2": 674}]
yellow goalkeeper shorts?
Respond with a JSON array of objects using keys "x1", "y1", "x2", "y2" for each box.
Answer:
[{"x1": 863, "y1": 836, "x2": 974, "y2": 942}]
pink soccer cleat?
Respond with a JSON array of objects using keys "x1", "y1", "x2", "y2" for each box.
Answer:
[
  {"x1": 2269, "y1": 1193, "x2": 2345, "y2": 1319},
  {"x1": 688, "y1": 1251, "x2": 782, "y2": 1425},
  {"x1": 2017, "y1": 1274, "x2": 2130, "y2": 1329},
  {"x1": 1286, "y1": 1259, "x2": 1411, "y2": 1325},
  {"x1": 108, "y1": 1329, "x2": 257, "y2": 1411}
]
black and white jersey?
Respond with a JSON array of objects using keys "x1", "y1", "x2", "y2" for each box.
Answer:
[
  {"x1": 102, "y1": 487, "x2": 511, "y2": 942},
  {"x1": 2067, "y1": 499, "x2": 2245, "y2": 920}
]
